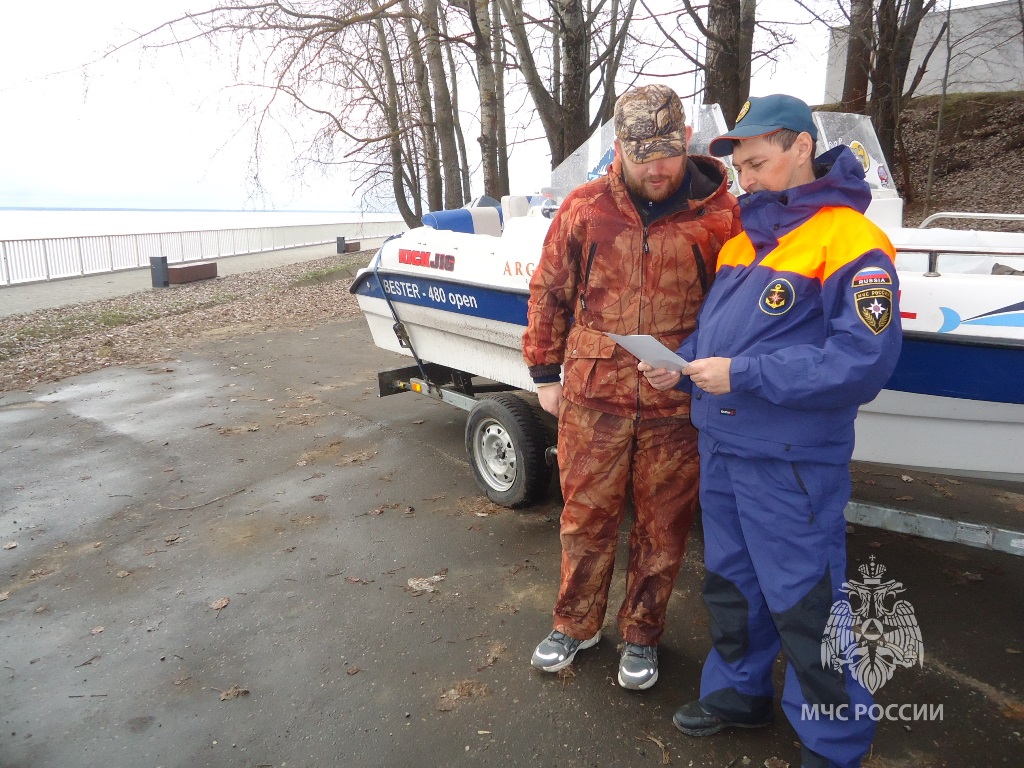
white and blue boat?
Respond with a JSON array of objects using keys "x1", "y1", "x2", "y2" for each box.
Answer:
[{"x1": 351, "y1": 108, "x2": 1024, "y2": 487}]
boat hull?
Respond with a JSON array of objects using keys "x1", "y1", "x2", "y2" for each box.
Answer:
[
  {"x1": 856, "y1": 389, "x2": 1024, "y2": 482},
  {"x1": 351, "y1": 222, "x2": 1024, "y2": 483}
]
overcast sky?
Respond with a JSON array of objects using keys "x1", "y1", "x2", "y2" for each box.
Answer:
[{"x1": 0, "y1": 1, "x2": 857, "y2": 212}]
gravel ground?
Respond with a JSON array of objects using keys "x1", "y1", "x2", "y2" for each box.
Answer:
[{"x1": 0, "y1": 253, "x2": 369, "y2": 394}]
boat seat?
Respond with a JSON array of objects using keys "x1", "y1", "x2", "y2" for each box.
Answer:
[
  {"x1": 422, "y1": 207, "x2": 503, "y2": 237},
  {"x1": 501, "y1": 195, "x2": 532, "y2": 220}
]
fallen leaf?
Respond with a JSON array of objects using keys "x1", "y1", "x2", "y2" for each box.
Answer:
[
  {"x1": 91, "y1": 626, "x2": 104, "y2": 635},
  {"x1": 1007, "y1": 648, "x2": 1022, "y2": 655},
  {"x1": 219, "y1": 685, "x2": 249, "y2": 701},
  {"x1": 173, "y1": 676, "x2": 191, "y2": 686},
  {"x1": 477, "y1": 642, "x2": 508, "y2": 671},
  {"x1": 209, "y1": 597, "x2": 231, "y2": 611},
  {"x1": 962, "y1": 571, "x2": 983, "y2": 582},
  {"x1": 346, "y1": 666, "x2": 361, "y2": 676},
  {"x1": 3, "y1": 542, "x2": 17, "y2": 550},
  {"x1": 164, "y1": 534, "x2": 182, "y2": 544},
  {"x1": 412, "y1": 419, "x2": 425, "y2": 425},
  {"x1": 283, "y1": 546, "x2": 296, "y2": 553},
  {"x1": 764, "y1": 759, "x2": 790, "y2": 768},
  {"x1": 0, "y1": 591, "x2": 9, "y2": 601},
  {"x1": 901, "y1": 475, "x2": 914, "y2": 483},
  {"x1": 344, "y1": 576, "x2": 372, "y2": 585},
  {"x1": 116, "y1": 571, "x2": 130, "y2": 578},
  {"x1": 435, "y1": 679, "x2": 489, "y2": 711},
  {"x1": 407, "y1": 568, "x2": 448, "y2": 594},
  {"x1": 894, "y1": 495, "x2": 914, "y2": 502},
  {"x1": 310, "y1": 494, "x2": 328, "y2": 502}
]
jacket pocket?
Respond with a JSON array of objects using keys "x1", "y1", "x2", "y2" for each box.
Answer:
[{"x1": 563, "y1": 325, "x2": 620, "y2": 401}]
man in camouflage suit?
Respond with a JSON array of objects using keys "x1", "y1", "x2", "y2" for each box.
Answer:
[{"x1": 522, "y1": 84, "x2": 741, "y2": 689}]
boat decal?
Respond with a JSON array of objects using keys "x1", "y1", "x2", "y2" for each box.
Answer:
[
  {"x1": 355, "y1": 270, "x2": 529, "y2": 326},
  {"x1": 937, "y1": 300, "x2": 1024, "y2": 333},
  {"x1": 398, "y1": 247, "x2": 456, "y2": 272},
  {"x1": 503, "y1": 260, "x2": 537, "y2": 278}
]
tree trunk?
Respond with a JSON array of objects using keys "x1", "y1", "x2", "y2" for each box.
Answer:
[
  {"x1": 422, "y1": 0, "x2": 464, "y2": 208},
  {"x1": 737, "y1": 0, "x2": 755, "y2": 104},
  {"x1": 492, "y1": 0, "x2": 509, "y2": 196},
  {"x1": 842, "y1": 0, "x2": 873, "y2": 112},
  {"x1": 399, "y1": 0, "x2": 442, "y2": 212},
  {"x1": 497, "y1": 0, "x2": 590, "y2": 167},
  {"x1": 469, "y1": 0, "x2": 500, "y2": 198},
  {"x1": 924, "y1": 7, "x2": 953, "y2": 213},
  {"x1": 870, "y1": 0, "x2": 934, "y2": 181},
  {"x1": 438, "y1": 9, "x2": 472, "y2": 203},
  {"x1": 558, "y1": 0, "x2": 590, "y2": 166},
  {"x1": 370, "y1": 4, "x2": 418, "y2": 227},
  {"x1": 704, "y1": 0, "x2": 744, "y2": 127}
]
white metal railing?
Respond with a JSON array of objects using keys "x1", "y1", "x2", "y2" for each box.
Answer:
[{"x1": 0, "y1": 220, "x2": 405, "y2": 286}]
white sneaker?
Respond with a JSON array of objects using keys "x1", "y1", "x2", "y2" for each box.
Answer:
[{"x1": 531, "y1": 630, "x2": 601, "y2": 672}]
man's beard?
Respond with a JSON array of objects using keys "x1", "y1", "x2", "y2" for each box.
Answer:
[{"x1": 623, "y1": 161, "x2": 687, "y2": 203}]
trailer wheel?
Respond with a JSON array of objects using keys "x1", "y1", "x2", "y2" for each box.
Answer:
[{"x1": 465, "y1": 393, "x2": 551, "y2": 508}]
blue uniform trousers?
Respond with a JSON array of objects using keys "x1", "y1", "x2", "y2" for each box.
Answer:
[{"x1": 697, "y1": 445, "x2": 875, "y2": 768}]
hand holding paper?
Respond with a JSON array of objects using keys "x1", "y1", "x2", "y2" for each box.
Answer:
[{"x1": 605, "y1": 333, "x2": 689, "y2": 371}]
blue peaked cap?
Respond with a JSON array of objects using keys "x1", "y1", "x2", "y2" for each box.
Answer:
[{"x1": 709, "y1": 94, "x2": 818, "y2": 157}]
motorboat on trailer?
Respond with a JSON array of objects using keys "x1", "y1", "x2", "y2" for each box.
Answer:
[{"x1": 350, "y1": 105, "x2": 1024, "y2": 509}]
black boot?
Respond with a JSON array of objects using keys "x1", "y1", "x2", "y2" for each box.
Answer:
[{"x1": 672, "y1": 700, "x2": 774, "y2": 737}]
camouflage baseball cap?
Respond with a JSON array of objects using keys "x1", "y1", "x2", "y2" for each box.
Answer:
[{"x1": 614, "y1": 85, "x2": 687, "y2": 164}]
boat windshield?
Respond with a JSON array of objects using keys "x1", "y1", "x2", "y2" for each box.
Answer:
[{"x1": 546, "y1": 104, "x2": 899, "y2": 202}]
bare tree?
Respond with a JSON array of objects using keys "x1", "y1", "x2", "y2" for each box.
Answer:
[
  {"x1": 923, "y1": 3, "x2": 953, "y2": 213},
  {"x1": 497, "y1": 0, "x2": 639, "y2": 167},
  {"x1": 641, "y1": 0, "x2": 794, "y2": 127},
  {"x1": 841, "y1": 0, "x2": 872, "y2": 111}
]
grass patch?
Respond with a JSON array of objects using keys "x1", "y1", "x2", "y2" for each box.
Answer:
[
  {"x1": 97, "y1": 309, "x2": 144, "y2": 328},
  {"x1": 289, "y1": 256, "x2": 366, "y2": 288}
]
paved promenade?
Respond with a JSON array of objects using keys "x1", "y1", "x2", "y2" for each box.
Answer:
[{"x1": 0, "y1": 239, "x2": 386, "y2": 318}]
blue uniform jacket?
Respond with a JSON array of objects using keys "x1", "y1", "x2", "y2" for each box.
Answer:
[{"x1": 677, "y1": 145, "x2": 902, "y2": 464}]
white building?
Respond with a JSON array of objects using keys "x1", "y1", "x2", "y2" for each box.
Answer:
[{"x1": 824, "y1": 0, "x2": 1024, "y2": 103}]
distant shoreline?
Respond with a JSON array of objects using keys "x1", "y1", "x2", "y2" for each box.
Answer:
[{"x1": 0, "y1": 206, "x2": 398, "y2": 215}]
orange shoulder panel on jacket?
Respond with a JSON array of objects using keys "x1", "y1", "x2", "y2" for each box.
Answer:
[
  {"x1": 715, "y1": 233, "x2": 755, "y2": 270},
  {"x1": 759, "y1": 206, "x2": 896, "y2": 281}
]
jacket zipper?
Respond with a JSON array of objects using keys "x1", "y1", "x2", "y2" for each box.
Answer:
[
  {"x1": 791, "y1": 463, "x2": 814, "y2": 522},
  {"x1": 579, "y1": 241, "x2": 598, "y2": 312},
  {"x1": 636, "y1": 225, "x2": 650, "y2": 419},
  {"x1": 691, "y1": 244, "x2": 709, "y2": 295}
]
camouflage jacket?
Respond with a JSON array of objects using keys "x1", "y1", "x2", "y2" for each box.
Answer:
[{"x1": 522, "y1": 152, "x2": 741, "y2": 420}]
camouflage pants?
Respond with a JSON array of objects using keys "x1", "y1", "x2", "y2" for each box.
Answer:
[{"x1": 553, "y1": 399, "x2": 700, "y2": 646}]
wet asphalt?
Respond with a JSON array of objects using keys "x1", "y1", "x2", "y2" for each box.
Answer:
[{"x1": 1, "y1": 313, "x2": 1023, "y2": 768}]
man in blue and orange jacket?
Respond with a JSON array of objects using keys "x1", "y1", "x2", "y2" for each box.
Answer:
[{"x1": 642, "y1": 94, "x2": 902, "y2": 768}]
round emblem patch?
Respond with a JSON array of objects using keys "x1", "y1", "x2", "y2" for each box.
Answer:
[
  {"x1": 736, "y1": 101, "x2": 751, "y2": 123},
  {"x1": 759, "y1": 278, "x2": 795, "y2": 316}
]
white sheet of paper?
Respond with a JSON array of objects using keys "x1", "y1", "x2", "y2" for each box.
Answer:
[{"x1": 605, "y1": 333, "x2": 689, "y2": 371}]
